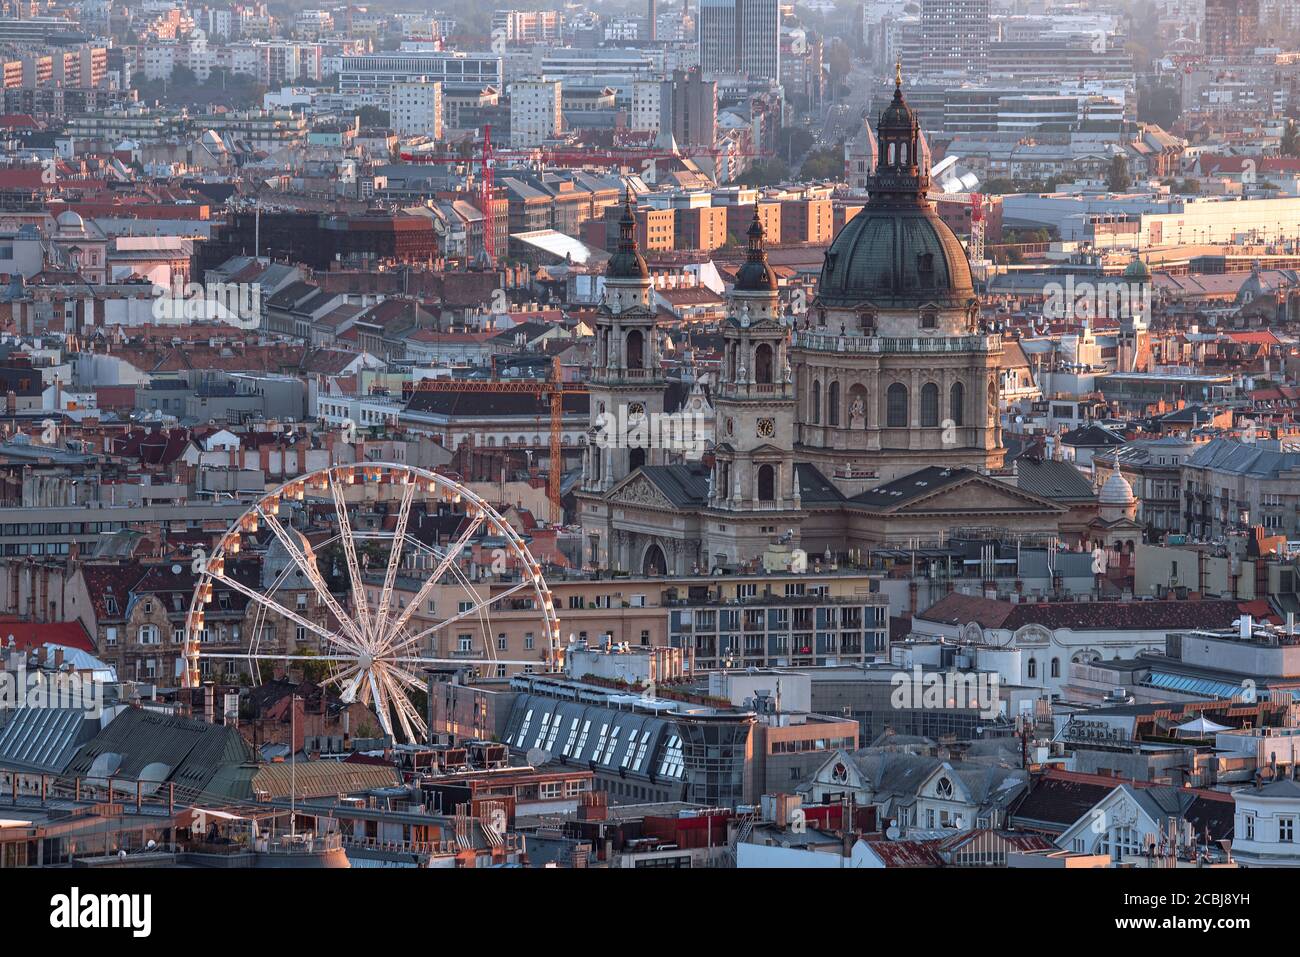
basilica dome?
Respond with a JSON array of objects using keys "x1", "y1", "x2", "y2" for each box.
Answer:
[
  {"x1": 815, "y1": 72, "x2": 974, "y2": 311},
  {"x1": 816, "y1": 203, "x2": 975, "y2": 309}
]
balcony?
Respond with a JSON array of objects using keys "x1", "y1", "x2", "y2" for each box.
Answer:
[
  {"x1": 590, "y1": 367, "x2": 662, "y2": 385},
  {"x1": 793, "y1": 331, "x2": 1001, "y2": 354}
]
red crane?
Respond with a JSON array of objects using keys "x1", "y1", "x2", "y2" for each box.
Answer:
[{"x1": 399, "y1": 123, "x2": 497, "y2": 266}]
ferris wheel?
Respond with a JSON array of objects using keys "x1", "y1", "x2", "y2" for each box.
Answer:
[{"x1": 181, "y1": 463, "x2": 561, "y2": 743}]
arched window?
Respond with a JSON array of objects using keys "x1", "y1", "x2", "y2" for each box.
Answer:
[
  {"x1": 139, "y1": 624, "x2": 159, "y2": 645},
  {"x1": 1027, "y1": 658, "x2": 1037, "y2": 680},
  {"x1": 949, "y1": 381, "x2": 965, "y2": 426},
  {"x1": 757, "y1": 465, "x2": 775, "y2": 502},
  {"x1": 626, "y1": 329, "x2": 644, "y2": 369},
  {"x1": 887, "y1": 383, "x2": 908, "y2": 428},
  {"x1": 754, "y1": 343, "x2": 773, "y2": 384},
  {"x1": 630, "y1": 446, "x2": 646, "y2": 471},
  {"x1": 811, "y1": 381, "x2": 821, "y2": 424},
  {"x1": 920, "y1": 382, "x2": 939, "y2": 427},
  {"x1": 828, "y1": 381, "x2": 841, "y2": 426},
  {"x1": 1050, "y1": 658, "x2": 1060, "y2": 678}
]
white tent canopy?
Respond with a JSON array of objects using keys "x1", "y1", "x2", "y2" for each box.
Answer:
[{"x1": 1174, "y1": 714, "x2": 1232, "y2": 736}]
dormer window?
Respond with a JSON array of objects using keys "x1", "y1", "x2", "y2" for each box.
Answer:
[{"x1": 921, "y1": 308, "x2": 938, "y2": 330}]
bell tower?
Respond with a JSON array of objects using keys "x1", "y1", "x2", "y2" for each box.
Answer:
[
  {"x1": 579, "y1": 193, "x2": 666, "y2": 568},
  {"x1": 705, "y1": 212, "x2": 800, "y2": 568}
]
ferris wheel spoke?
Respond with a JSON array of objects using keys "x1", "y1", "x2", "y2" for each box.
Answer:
[
  {"x1": 372, "y1": 478, "x2": 417, "y2": 640},
  {"x1": 329, "y1": 472, "x2": 373, "y2": 636},
  {"x1": 393, "y1": 576, "x2": 535, "y2": 655},
  {"x1": 256, "y1": 505, "x2": 366, "y2": 648},
  {"x1": 378, "y1": 663, "x2": 426, "y2": 739},
  {"x1": 383, "y1": 512, "x2": 486, "y2": 642},
  {"x1": 208, "y1": 568, "x2": 356, "y2": 653},
  {"x1": 367, "y1": 668, "x2": 395, "y2": 740}
]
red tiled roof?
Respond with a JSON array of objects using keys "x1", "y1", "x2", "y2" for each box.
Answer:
[{"x1": 0, "y1": 619, "x2": 95, "y2": 653}]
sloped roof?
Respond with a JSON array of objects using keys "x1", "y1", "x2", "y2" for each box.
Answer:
[
  {"x1": 65, "y1": 706, "x2": 255, "y2": 802},
  {"x1": 0, "y1": 707, "x2": 97, "y2": 774},
  {"x1": 1011, "y1": 457, "x2": 1097, "y2": 502},
  {"x1": 638, "y1": 464, "x2": 710, "y2": 508}
]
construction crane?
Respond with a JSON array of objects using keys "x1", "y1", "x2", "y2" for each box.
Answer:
[
  {"x1": 402, "y1": 141, "x2": 773, "y2": 186},
  {"x1": 400, "y1": 123, "x2": 497, "y2": 266},
  {"x1": 409, "y1": 356, "x2": 584, "y2": 525},
  {"x1": 927, "y1": 190, "x2": 986, "y2": 264}
]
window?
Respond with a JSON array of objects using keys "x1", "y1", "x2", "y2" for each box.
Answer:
[
  {"x1": 138, "y1": 624, "x2": 160, "y2": 645},
  {"x1": 1051, "y1": 658, "x2": 1060, "y2": 678},
  {"x1": 757, "y1": 464, "x2": 775, "y2": 502},
  {"x1": 1244, "y1": 813, "x2": 1255, "y2": 841},
  {"x1": 1281, "y1": 817, "x2": 1294, "y2": 843},
  {"x1": 497, "y1": 633, "x2": 508, "y2": 651},
  {"x1": 887, "y1": 383, "x2": 908, "y2": 428},
  {"x1": 106, "y1": 627, "x2": 117, "y2": 646},
  {"x1": 920, "y1": 382, "x2": 939, "y2": 427},
  {"x1": 811, "y1": 381, "x2": 821, "y2": 424},
  {"x1": 828, "y1": 381, "x2": 840, "y2": 426},
  {"x1": 951, "y1": 382, "x2": 965, "y2": 425},
  {"x1": 1027, "y1": 658, "x2": 1037, "y2": 679},
  {"x1": 524, "y1": 632, "x2": 535, "y2": 650}
]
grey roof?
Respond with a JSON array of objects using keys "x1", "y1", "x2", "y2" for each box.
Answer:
[
  {"x1": 1011, "y1": 457, "x2": 1096, "y2": 501},
  {"x1": 0, "y1": 707, "x2": 98, "y2": 774},
  {"x1": 795, "y1": 463, "x2": 845, "y2": 504},
  {"x1": 639, "y1": 464, "x2": 710, "y2": 508},
  {"x1": 1061, "y1": 423, "x2": 1126, "y2": 448},
  {"x1": 502, "y1": 692, "x2": 685, "y2": 788},
  {"x1": 850, "y1": 466, "x2": 972, "y2": 509},
  {"x1": 1184, "y1": 438, "x2": 1300, "y2": 479},
  {"x1": 65, "y1": 706, "x2": 254, "y2": 801}
]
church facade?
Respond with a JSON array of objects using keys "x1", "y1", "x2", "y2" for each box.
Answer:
[{"x1": 578, "y1": 77, "x2": 1069, "y2": 576}]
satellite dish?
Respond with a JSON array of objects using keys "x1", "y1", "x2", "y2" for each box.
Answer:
[{"x1": 526, "y1": 747, "x2": 551, "y2": 767}]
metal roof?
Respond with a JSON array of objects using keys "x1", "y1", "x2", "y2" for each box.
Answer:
[{"x1": 0, "y1": 707, "x2": 97, "y2": 774}]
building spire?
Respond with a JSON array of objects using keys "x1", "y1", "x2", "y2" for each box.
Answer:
[{"x1": 895, "y1": 58, "x2": 902, "y2": 90}]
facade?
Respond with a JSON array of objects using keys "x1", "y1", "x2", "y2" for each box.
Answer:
[
  {"x1": 1181, "y1": 439, "x2": 1300, "y2": 540},
  {"x1": 920, "y1": 0, "x2": 990, "y2": 75},
  {"x1": 698, "y1": 0, "x2": 779, "y2": 81},
  {"x1": 1232, "y1": 778, "x2": 1300, "y2": 867},
  {"x1": 510, "y1": 79, "x2": 563, "y2": 148},
  {"x1": 389, "y1": 81, "x2": 444, "y2": 139}
]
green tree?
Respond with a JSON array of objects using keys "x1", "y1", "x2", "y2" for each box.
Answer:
[
  {"x1": 1282, "y1": 120, "x2": 1300, "y2": 158},
  {"x1": 1106, "y1": 154, "x2": 1131, "y2": 192},
  {"x1": 738, "y1": 158, "x2": 791, "y2": 186},
  {"x1": 800, "y1": 146, "x2": 845, "y2": 181}
]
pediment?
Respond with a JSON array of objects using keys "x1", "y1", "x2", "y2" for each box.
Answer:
[
  {"x1": 607, "y1": 472, "x2": 675, "y2": 510},
  {"x1": 875, "y1": 474, "x2": 1068, "y2": 516}
]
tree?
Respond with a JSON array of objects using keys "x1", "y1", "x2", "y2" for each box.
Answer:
[
  {"x1": 738, "y1": 158, "x2": 791, "y2": 187},
  {"x1": 1107, "y1": 154, "x2": 1131, "y2": 192},
  {"x1": 357, "y1": 106, "x2": 390, "y2": 128},
  {"x1": 800, "y1": 146, "x2": 845, "y2": 181},
  {"x1": 1282, "y1": 120, "x2": 1300, "y2": 158}
]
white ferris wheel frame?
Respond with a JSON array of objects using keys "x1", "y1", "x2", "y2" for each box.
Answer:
[{"x1": 181, "y1": 462, "x2": 561, "y2": 743}]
